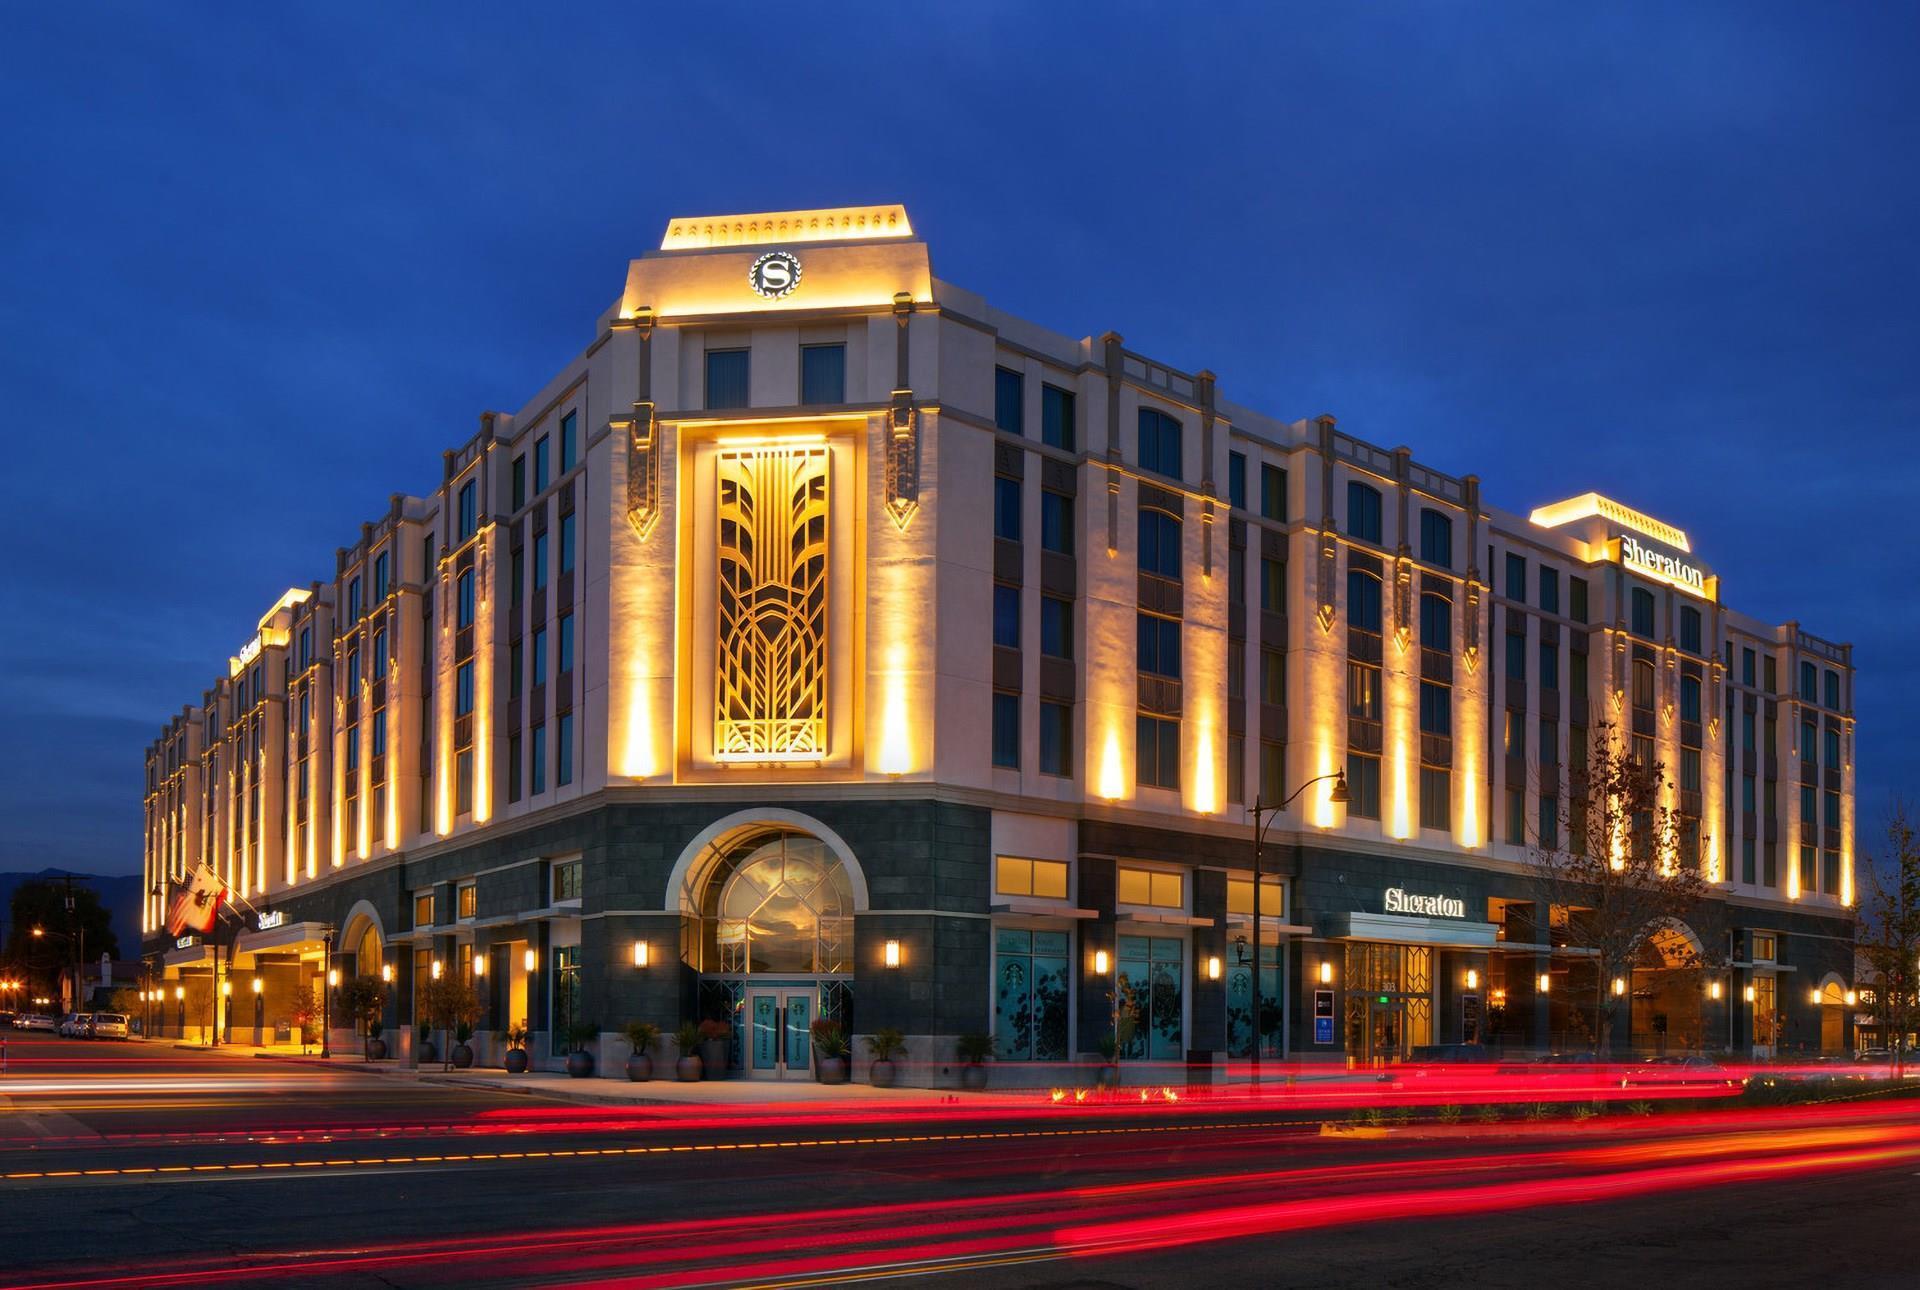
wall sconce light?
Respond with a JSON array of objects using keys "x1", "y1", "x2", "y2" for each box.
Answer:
[
  {"x1": 380, "y1": 964, "x2": 394, "y2": 983},
  {"x1": 1846, "y1": 990, "x2": 1858, "y2": 1007},
  {"x1": 632, "y1": 941, "x2": 650, "y2": 968},
  {"x1": 1809, "y1": 988, "x2": 1821, "y2": 1005},
  {"x1": 472, "y1": 954, "x2": 486, "y2": 978},
  {"x1": 1207, "y1": 955, "x2": 1222, "y2": 981},
  {"x1": 430, "y1": 959, "x2": 443, "y2": 980},
  {"x1": 1093, "y1": 949, "x2": 1111, "y2": 976},
  {"x1": 1708, "y1": 979, "x2": 1723, "y2": 1000},
  {"x1": 883, "y1": 939, "x2": 901, "y2": 969},
  {"x1": 1743, "y1": 984, "x2": 1756, "y2": 1003},
  {"x1": 1537, "y1": 974, "x2": 1551, "y2": 994},
  {"x1": 1611, "y1": 977, "x2": 1627, "y2": 997},
  {"x1": 327, "y1": 969, "x2": 340, "y2": 987},
  {"x1": 1319, "y1": 960, "x2": 1334, "y2": 985},
  {"x1": 252, "y1": 977, "x2": 263, "y2": 994},
  {"x1": 175, "y1": 986, "x2": 185, "y2": 1000},
  {"x1": 523, "y1": 948, "x2": 537, "y2": 973},
  {"x1": 221, "y1": 980, "x2": 232, "y2": 997},
  {"x1": 1464, "y1": 968, "x2": 1479, "y2": 991}
]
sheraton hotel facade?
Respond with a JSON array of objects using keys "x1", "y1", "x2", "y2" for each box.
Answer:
[{"x1": 142, "y1": 206, "x2": 1859, "y2": 1078}]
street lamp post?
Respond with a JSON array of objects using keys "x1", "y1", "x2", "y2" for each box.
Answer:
[{"x1": 1246, "y1": 769, "x2": 1349, "y2": 1089}]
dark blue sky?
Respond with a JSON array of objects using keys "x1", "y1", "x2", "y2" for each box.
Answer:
[{"x1": 3, "y1": 5, "x2": 1915, "y2": 876}]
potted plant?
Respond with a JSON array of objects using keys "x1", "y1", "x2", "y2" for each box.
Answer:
[
  {"x1": 451, "y1": 1021, "x2": 475, "y2": 1069},
  {"x1": 416, "y1": 1021, "x2": 438, "y2": 1067},
  {"x1": 289, "y1": 984, "x2": 322, "y2": 1055},
  {"x1": 339, "y1": 976, "x2": 387, "y2": 1061},
  {"x1": 866, "y1": 1026, "x2": 906, "y2": 1088},
  {"x1": 564, "y1": 1022, "x2": 597, "y2": 1078},
  {"x1": 811, "y1": 1017, "x2": 849, "y2": 1084},
  {"x1": 956, "y1": 1033, "x2": 993, "y2": 1091},
  {"x1": 503, "y1": 1023, "x2": 530, "y2": 1074},
  {"x1": 1094, "y1": 1035, "x2": 1121, "y2": 1089},
  {"x1": 623, "y1": 1021, "x2": 659, "y2": 1081},
  {"x1": 674, "y1": 1022, "x2": 703, "y2": 1081},
  {"x1": 417, "y1": 976, "x2": 483, "y2": 1071},
  {"x1": 697, "y1": 1017, "x2": 731, "y2": 1080}
]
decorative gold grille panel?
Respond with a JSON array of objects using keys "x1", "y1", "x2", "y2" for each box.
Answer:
[{"x1": 715, "y1": 445, "x2": 830, "y2": 760}]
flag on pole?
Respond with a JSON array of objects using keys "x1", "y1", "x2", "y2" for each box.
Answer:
[{"x1": 165, "y1": 864, "x2": 227, "y2": 937}]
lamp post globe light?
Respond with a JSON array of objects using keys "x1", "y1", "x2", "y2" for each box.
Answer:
[{"x1": 1246, "y1": 769, "x2": 1349, "y2": 1089}]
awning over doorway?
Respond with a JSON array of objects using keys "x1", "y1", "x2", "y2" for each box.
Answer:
[
  {"x1": 233, "y1": 920, "x2": 332, "y2": 957},
  {"x1": 1322, "y1": 911, "x2": 1501, "y2": 949}
]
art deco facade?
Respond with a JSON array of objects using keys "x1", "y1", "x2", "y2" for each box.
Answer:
[{"x1": 142, "y1": 206, "x2": 1858, "y2": 1074}]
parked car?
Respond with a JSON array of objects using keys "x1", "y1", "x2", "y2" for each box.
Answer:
[
  {"x1": 58, "y1": 1013, "x2": 94, "y2": 1037},
  {"x1": 91, "y1": 1013, "x2": 129, "y2": 1040},
  {"x1": 0, "y1": 1010, "x2": 15, "y2": 1028},
  {"x1": 18, "y1": 1013, "x2": 57, "y2": 1031},
  {"x1": 1405, "y1": 1043, "x2": 1494, "y2": 1064}
]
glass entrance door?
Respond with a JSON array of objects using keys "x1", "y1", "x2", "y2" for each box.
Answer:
[{"x1": 746, "y1": 988, "x2": 814, "y2": 1079}]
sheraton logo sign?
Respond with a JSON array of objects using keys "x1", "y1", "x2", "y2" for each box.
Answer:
[
  {"x1": 1384, "y1": 887, "x2": 1466, "y2": 919},
  {"x1": 1616, "y1": 533, "x2": 1710, "y2": 599},
  {"x1": 748, "y1": 250, "x2": 802, "y2": 299}
]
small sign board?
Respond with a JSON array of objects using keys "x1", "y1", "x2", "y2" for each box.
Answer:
[
  {"x1": 1463, "y1": 992, "x2": 1482, "y2": 1044},
  {"x1": 1313, "y1": 988, "x2": 1335, "y2": 1045}
]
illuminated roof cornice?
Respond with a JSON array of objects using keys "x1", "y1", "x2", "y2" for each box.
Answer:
[
  {"x1": 660, "y1": 206, "x2": 913, "y2": 251},
  {"x1": 1527, "y1": 491, "x2": 1692, "y2": 552}
]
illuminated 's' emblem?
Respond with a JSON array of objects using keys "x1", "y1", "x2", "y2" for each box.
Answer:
[{"x1": 748, "y1": 250, "x2": 802, "y2": 299}]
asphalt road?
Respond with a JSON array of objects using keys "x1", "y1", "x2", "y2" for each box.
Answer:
[{"x1": 0, "y1": 1032, "x2": 1914, "y2": 1289}]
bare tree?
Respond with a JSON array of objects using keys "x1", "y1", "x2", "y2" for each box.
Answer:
[
  {"x1": 1858, "y1": 801, "x2": 1920, "y2": 1073},
  {"x1": 1529, "y1": 722, "x2": 1714, "y2": 1053}
]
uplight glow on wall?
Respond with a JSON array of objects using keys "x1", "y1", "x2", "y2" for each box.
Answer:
[{"x1": 1097, "y1": 727, "x2": 1126, "y2": 802}]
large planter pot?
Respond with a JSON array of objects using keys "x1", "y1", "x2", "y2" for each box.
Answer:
[
  {"x1": 960, "y1": 1063, "x2": 990, "y2": 1092},
  {"x1": 869, "y1": 1059, "x2": 897, "y2": 1088},
  {"x1": 625, "y1": 1054, "x2": 653, "y2": 1082},
  {"x1": 418, "y1": 1040, "x2": 439, "y2": 1066},
  {"x1": 450, "y1": 1043, "x2": 474, "y2": 1069},
  {"x1": 676, "y1": 1054, "x2": 703, "y2": 1082},
  {"x1": 816, "y1": 1056, "x2": 849, "y2": 1085},
  {"x1": 699, "y1": 1038, "x2": 729, "y2": 1079},
  {"x1": 565, "y1": 1050, "x2": 595, "y2": 1079},
  {"x1": 1095, "y1": 1063, "x2": 1120, "y2": 1089},
  {"x1": 365, "y1": 1037, "x2": 388, "y2": 1061},
  {"x1": 504, "y1": 1048, "x2": 529, "y2": 1074}
]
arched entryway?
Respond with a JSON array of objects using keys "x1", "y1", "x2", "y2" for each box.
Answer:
[
  {"x1": 1813, "y1": 973, "x2": 1849, "y2": 1053},
  {"x1": 669, "y1": 813, "x2": 868, "y2": 1079},
  {"x1": 1630, "y1": 920, "x2": 1707, "y2": 1054}
]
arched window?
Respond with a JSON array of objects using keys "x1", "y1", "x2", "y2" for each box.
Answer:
[
  {"x1": 1347, "y1": 482, "x2": 1383, "y2": 544},
  {"x1": 1138, "y1": 506, "x2": 1182, "y2": 579},
  {"x1": 685, "y1": 829, "x2": 854, "y2": 974},
  {"x1": 1632, "y1": 658, "x2": 1655, "y2": 709},
  {"x1": 1347, "y1": 569, "x2": 1383, "y2": 633}
]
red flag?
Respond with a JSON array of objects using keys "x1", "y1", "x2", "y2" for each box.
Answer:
[{"x1": 165, "y1": 864, "x2": 226, "y2": 937}]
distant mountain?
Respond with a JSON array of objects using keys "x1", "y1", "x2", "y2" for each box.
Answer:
[{"x1": 0, "y1": 869, "x2": 144, "y2": 960}]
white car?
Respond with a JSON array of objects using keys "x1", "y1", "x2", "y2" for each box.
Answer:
[
  {"x1": 91, "y1": 1013, "x2": 129, "y2": 1040},
  {"x1": 17, "y1": 1014, "x2": 56, "y2": 1031},
  {"x1": 58, "y1": 1013, "x2": 93, "y2": 1037}
]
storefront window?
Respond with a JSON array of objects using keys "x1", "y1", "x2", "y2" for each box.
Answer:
[
  {"x1": 1226, "y1": 943, "x2": 1282, "y2": 1057},
  {"x1": 1116, "y1": 935, "x2": 1184, "y2": 1060},
  {"x1": 550, "y1": 946, "x2": 580, "y2": 1057},
  {"x1": 993, "y1": 929, "x2": 1069, "y2": 1061}
]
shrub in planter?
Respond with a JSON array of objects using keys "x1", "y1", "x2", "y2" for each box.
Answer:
[
  {"x1": 417, "y1": 976, "x2": 483, "y2": 1071},
  {"x1": 866, "y1": 1026, "x2": 906, "y2": 1088},
  {"x1": 956, "y1": 1033, "x2": 993, "y2": 1091},
  {"x1": 416, "y1": 1023, "x2": 438, "y2": 1067},
  {"x1": 339, "y1": 977, "x2": 387, "y2": 1061},
  {"x1": 564, "y1": 1023, "x2": 597, "y2": 1078},
  {"x1": 811, "y1": 1018, "x2": 849, "y2": 1084},
  {"x1": 503, "y1": 1024, "x2": 530, "y2": 1075},
  {"x1": 697, "y1": 1018, "x2": 731, "y2": 1080},
  {"x1": 365, "y1": 1030, "x2": 388, "y2": 1061},
  {"x1": 623, "y1": 1021, "x2": 659, "y2": 1082},
  {"x1": 451, "y1": 1021, "x2": 475, "y2": 1069},
  {"x1": 1094, "y1": 1035, "x2": 1120, "y2": 1089},
  {"x1": 674, "y1": 1022, "x2": 704, "y2": 1082}
]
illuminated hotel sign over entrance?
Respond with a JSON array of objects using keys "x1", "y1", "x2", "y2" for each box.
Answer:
[
  {"x1": 1613, "y1": 533, "x2": 1715, "y2": 601},
  {"x1": 1385, "y1": 888, "x2": 1465, "y2": 919}
]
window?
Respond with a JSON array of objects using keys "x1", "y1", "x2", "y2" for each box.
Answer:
[
  {"x1": 1226, "y1": 878, "x2": 1283, "y2": 917},
  {"x1": 1632, "y1": 658, "x2": 1654, "y2": 710},
  {"x1": 415, "y1": 893, "x2": 434, "y2": 928},
  {"x1": 1505, "y1": 633, "x2": 1526, "y2": 680},
  {"x1": 1227, "y1": 451, "x2": 1247, "y2": 509},
  {"x1": 1260, "y1": 557, "x2": 1286, "y2": 613},
  {"x1": 996, "y1": 856, "x2": 1069, "y2": 899},
  {"x1": 1138, "y1": 506, "x2": 1182, "y2": 579},
  {"x1": 530, "y1": 724, "x2": 546, "y2": 794},
  {"x1": 1347, "y1": 569, "x2": 1382, "y2": 632},
  {"x1": 1570, "y1": 576, "x2": 1589, "y2": 624},
  {"x1": 507, "y1": 734, "x2": 521, "y2": 803},
  {"x1": 511, "y1": 455, "x2": 526, "y2": 510},
  {"x1": 1040, "y1": 490, "x2": 1073, "y2": 554},
  {"x1": 1632, "y1": 588, "x2": 1655, "y2": 637},
  {"x1": 1420, "y1": 766, "x2": 1450, "y2": 831},
  {"x1": 1137, "y1": 612, "x2": 1180, "y2": 679},
  {"x1": 1345, "y1": 752, "x2": 1381, "y2": 818},
  {"x1": 557, "y1": 612, "x2": 574, "y2": 674},
  {"x1": 1136, "y1": 714, "x2": 1180, "y2": 790},
  {"x1": 374, "y1": 551, "x2": 390, "y2": 601},
  {"x1": 1752, "y1": 933, "x2": 1776, "y2": 962},
  {"x1": 1040, "y1": 596, "x2": 1072, "y2": 659},
  {"x1": 1346, "y1": 482, "x2": 1382, "y2": 543},
  {"x1": 458, "y1": 480, "x2": 477, "y2": 541},
  {"x1": 992, "y1": 693, "x2": 1019, "y2": 768},
  {"x1": 1038, "y1": 701, "x2": 1072, "y2": 776},
  {"x1": 1505, "y1": 709, "x2": 1526, "y2": 758},
  {"x1": 1799, "y1": 661, "x2": 1817, "y2": 701},
  {"x1": 705, "y1": 348, "x2": 750, "y2": 409},
  {"x1": 994, "y1": 366, "x2": 1024, "y2": 433},
  {"x1": 1824, "y1": 789, "x2": 1841, "y2": 830},
  {"x1": 560, "y1": 409, "x2": 577, "y2": 473},
  {"x1": 549, "y1": 945, "x2": 580, "y2": 1058},
  {"x1": 455, "y1": 662, "x2": 474, "y2": 717},
  {"x1": 1419, "y1": 682, "x2": 1451, "y2": 736},
  {"x1": 1041, "y1": 383, "x2": 1074, "y2": 450},
  {"x1": 510, "y1": 545, "x2": 524, "y2": 604},
  {"x1": 1539, "y1": 642, "x2": 1558, "y2": 689},
  {"x1": 994, "y1": 476, "x2": 1021, "y2": 541},
  {"x1": 557, "y1": 712, "x2": 573, "y2": 787},
  {"x1": 298, "y1": 626, "x2": 312, "y2": 669},
  {"x1": 994, "y1": 928, "x2": 1069, "y2": 1062},
  {"x1": 1420, "y1": 592, "x2": 1451, "y2": 648},
  {"x1": 1680, "y1": 605, "x2": 1702, "y2": 653},
  {"x1": 348, "y1": 576, "x2": 363, "y2": 621},
  {"x1": 1680, "y1": 674, "x2": 1701, "y2": 723},
  {"x1": 1539, "y1": 794, "x2": 1559, "y2": 849},
  {"x1": 800, "y1": 343, "x2": 845, "y2": 404},
  {"x1": 1764, "y1": 655, "x2": 1777, "y2": 692},
  {"x1": 1260, "y1": 464, "x2": 1286, "y2": 521},
  {"x1": 1259, "y1": 740, "x2": 1286, "y2": 805},
  {"x1": 1681, "y1": 747, "x2": 1701, "y2": 793},
  {"x1": 1741, "y1": 836, "x2": 1756, "y2": 885},
  {"x1": 1117, "y1": 866, "x2": 1182, "y2": 909},
  {"x1": 552, "y1": 859, "x2": 583, "y2": 903},
  {"x1": 1823, "y1": 725, "x2": 1840, "y2": 766},
  {"x1": 1138, "y1": 408, "x2": 1182, "y2": 479},
  {"x1": 1505, "y1": 553, "x2": 1526, "y2": 602},
  {"x1": 1802, "y1": 720, "x2": 1817, "y2": 762},
  {"x1": 993, "y1": 584, "x2": 1021, "y2": 649},
  {"x1": 533, "y1": 531, "x2": 548, "y2": 590},
  {"x1": 534, "y1": 435, "x2": 550, "y2": 492},
  {"x1": 1506, "y1": 787, "x2": 1526, "y2": 845},
  {"x1": 1824, "y1": 669, "x2": 1840, "y2": 709},
  {"x1": 1259, "y1": 648, "x2": 1285, "y2": 706},
  {"x1": 1539, "y1": 567, "x2": 1560, "y2": 615},
  {"x1": 1420, "y1": 509, "x2": 1452, "y2": 567},
  {"x1": 371, "y1": 708, "x2": 387, "y2": 757},
  {"x1": 559, "y1": 512, "x2": 575, "y2": 574},
  {"x1": 1740, "y1": 648, "x2": 1755, "y2": 686},
  {"x1": 457, "y1": 883, "x2": 476, "y2": 920},
  {"x1": 1115, "y1": 934, "x2": 1185, "y2": 1059},
  {"x1": 531, "y1": 627, "x2": 547, "y2": 688},
  {"x1": 456, "y1": 569, "x2": 474, "y2": 628},
  {"x1": 347, "y1": 647, "x2": 362, "y2": 690}
]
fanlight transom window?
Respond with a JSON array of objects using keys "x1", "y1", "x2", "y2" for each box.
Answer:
[{"x1": 686, "y1": 829, "x2": 853, "y2": 974}]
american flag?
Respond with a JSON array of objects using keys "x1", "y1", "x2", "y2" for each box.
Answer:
[{"x1": 165, "y1": 863, "x2": 227, "y2": 937}]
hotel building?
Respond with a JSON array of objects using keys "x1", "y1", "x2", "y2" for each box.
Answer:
[{"x1": 142, "y1": 206, "x2": 1858, "y2": 1075}]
